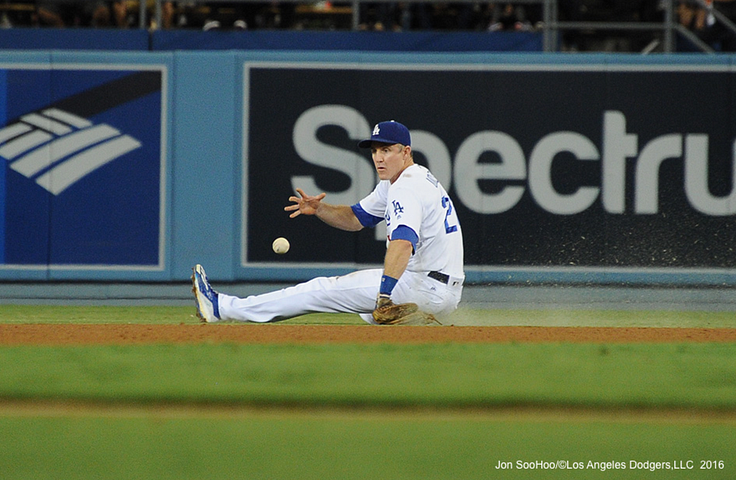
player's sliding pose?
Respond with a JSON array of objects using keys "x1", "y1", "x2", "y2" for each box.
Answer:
[{"x1": 193, "y1": 121, "x2": 464, "y2": 325}]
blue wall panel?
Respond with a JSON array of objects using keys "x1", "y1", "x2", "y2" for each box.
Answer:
[
  {"x1": 0, "y1": 29, "x2": 542, "y2": 53},
  {"x1": 0, "y1": 51, "x2": 173, "y2": 281},
  {"x1": 0, "y1": 29, "x2": 149, "y2": 51},
  {"x1": 151, "y1": 30, "x2": 543, "y2": 52},
  {"x1": 169, "y1": 52, "x2": 241, "y2": 281}
]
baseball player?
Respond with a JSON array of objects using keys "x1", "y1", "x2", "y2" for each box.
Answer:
[{"x1": 192, "y1": 120, "x2": 464, "y2": 325}]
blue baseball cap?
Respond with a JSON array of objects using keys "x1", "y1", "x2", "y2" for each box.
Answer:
[{"x1": 358, "y1": 121, "x2": 411, "y2": 148}]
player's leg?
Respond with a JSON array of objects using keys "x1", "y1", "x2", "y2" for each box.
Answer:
[
  {"x1": 392, "y1": 270, "x2": 463, "y2": 317},
  {"x1": 357, "y1": 271, "x2": 463, "y2": 324},
  {"x1": 218, "y1": 269, "x2": 382, "y2": 323}
]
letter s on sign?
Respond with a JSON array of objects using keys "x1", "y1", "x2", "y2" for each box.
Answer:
[{"x1": 291, "y1": 105, "x2": 375, "y2": 206}]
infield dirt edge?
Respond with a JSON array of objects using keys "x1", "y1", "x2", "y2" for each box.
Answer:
[{"x1": 1, "y1": 324, "x2": 735, "y2": 345}]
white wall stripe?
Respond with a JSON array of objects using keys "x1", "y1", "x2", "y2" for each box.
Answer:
[
  {"x1": 0, "y1": 130, "x2": 53, "y2": 159},
  {"x1": 21, "y1": 113, "x2": 72, "y2": 135},
  {"x1": 36, "y1": 135, "x2": 141, "y2": 194},
  {"x1": 10, "y1": 124, "x2": 120, "y2": 177},
  {"x1": 42, "y1": 108, "x2": 93, "y2": 128},
  {"x1": 0, "y1": 123, "x2": 31, "y2": 145}
]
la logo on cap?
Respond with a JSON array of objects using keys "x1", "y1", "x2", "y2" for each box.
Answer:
[{"x1": 372, "y1": 124, "x2": 380, "y2": 135}]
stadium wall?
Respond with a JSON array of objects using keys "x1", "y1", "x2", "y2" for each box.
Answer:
[{"x1": 0, "y1": 49, "x2": 735, "y2": 286}]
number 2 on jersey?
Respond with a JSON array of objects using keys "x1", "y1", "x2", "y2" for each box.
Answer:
[{"x1": 441, "y1": 196, "x2": 458, "y2": 234}]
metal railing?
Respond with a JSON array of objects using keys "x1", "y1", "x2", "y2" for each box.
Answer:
[
  {"x1": 545, "y1": 0, "x2": 736, "y2": 53},
  {"x1": 543, "y1": 0, "x2": 679, "y2": 52},
  {"x1": 138, "y1": 0, "x2": 736, "y2": 53}
]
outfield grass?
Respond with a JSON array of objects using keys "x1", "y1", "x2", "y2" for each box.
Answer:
[
  {"x1": 1, "y1": 412, "x2": 733, "y2": 480},
  {"x1": 0, "y1": 305, "x2": 734, "y2": 480},
  {"x1": 1, "y1": 343, "x2": 736, "y2": 409}
]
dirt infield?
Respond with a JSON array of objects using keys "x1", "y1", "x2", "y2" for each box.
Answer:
[{"x1": 1, "y1": 324, "x2": 736, "y2": 345}]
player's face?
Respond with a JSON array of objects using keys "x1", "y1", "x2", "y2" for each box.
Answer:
[{"x1": 371, "y1": 142, "x2": 412, "y2": 183}]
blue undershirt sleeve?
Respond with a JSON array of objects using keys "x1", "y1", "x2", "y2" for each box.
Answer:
[
  {"x1": 351, "y1": 203, "x2": 384, "y2": 228},
  {"x1": 391, "y1": 225, "x2": 418, "y2": 249}
]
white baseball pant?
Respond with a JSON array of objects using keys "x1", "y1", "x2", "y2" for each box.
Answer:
[{"x1": 217, "y1": 269, "x2": 463, "y2": 324}]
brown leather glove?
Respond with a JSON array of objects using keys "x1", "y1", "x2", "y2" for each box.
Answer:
[
  {"x1": 372, "y1": 294, "x2": 441, "y2": 325},
  {"x1": 372, "y1": 294, "x2": 419, "y2": 324}
]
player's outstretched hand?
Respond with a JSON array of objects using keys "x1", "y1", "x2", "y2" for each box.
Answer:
[{"x1": 285, "y1": 188, "x2": 327, "y2": 218}]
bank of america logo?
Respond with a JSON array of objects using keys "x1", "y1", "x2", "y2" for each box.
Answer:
[{"x1": 0, "y1": 108, "x2": 141, "y2": 195}]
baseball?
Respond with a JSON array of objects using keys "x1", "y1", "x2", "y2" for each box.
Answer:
[{"x1": 272, "y1": 237, "x2": 290, "y2": 254}]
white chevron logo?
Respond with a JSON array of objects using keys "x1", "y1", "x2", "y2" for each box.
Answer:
[{"x1": 0, "y1": 108, "x2": 141, "y2": 195}]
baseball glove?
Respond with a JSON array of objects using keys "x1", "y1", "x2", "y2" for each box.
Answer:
[
  {"x1": 372, "y1": 295, "x2": 442, "y2": 326},
  {"x1": 386, "y1": 310, "x2": 442, "y2": 326}
]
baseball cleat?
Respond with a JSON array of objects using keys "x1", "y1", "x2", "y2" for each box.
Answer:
[{"x1": 191, "y1": 264, "x2": 220, "y2": 323}]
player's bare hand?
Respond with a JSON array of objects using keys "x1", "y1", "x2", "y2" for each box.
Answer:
[{"x1": 285, "y1": 188, "x2": 327, "y2": 218}]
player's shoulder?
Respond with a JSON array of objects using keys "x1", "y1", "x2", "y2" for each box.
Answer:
[
  {"x1": 398, "y1": 165, "x2": 445, "y2": 193},
  {"x1": 395, "y1": 164, "x2": 432, "y2": 186},
  {"x1": 374, "y1": 179, "x2": 391, "y2": 195},
  {"x1": 390, "y1": 166, "x2": 441, "y2": 202}
]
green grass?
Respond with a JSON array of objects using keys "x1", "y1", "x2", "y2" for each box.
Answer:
[
  {"x1": 0, "y1": 305, "x2": 193, "y2": 324},
  {"x1": 0, "y1": 305, "x2": 734, "y2": 480},
  {"x1": 0, "y1": 305, "x2": 367, "y2": 325},
  {"x1": 0, "y1": 343, "x2": 735, "y2": 409},
  {"x1": 1, "y1": 414, "x2": 733, "y2": 480},
  {"x1": 0, "y1": 305, "x2": 363, "y2": 325}
]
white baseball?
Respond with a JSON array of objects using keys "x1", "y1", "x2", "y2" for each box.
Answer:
[{"x1": 272, "y1": 237, "x2": 290, "y2": 254}]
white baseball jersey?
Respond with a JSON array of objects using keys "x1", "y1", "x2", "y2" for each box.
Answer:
[{"x1": 355, "y1": 164, "x2": 464, "y2": 278}]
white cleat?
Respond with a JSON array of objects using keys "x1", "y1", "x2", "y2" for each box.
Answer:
[{"x1": 191, "y1": 264, "x2": 220, "y2": 323}]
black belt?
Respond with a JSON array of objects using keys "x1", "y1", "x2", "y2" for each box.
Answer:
[{"x1": 428, "y1": 271, "x2": 450, "y2": 284}]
